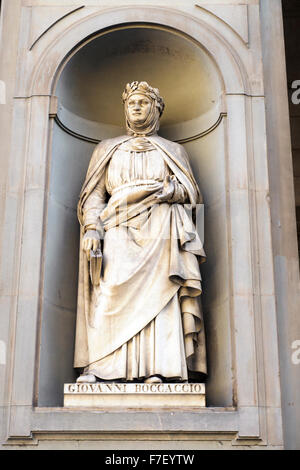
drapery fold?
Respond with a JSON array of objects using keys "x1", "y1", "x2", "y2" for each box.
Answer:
[{"x1": 74, "y1": 135, "x2": 206, "y2": 377}]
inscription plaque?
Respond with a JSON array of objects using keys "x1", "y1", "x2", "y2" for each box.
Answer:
[{"x1": 64, "y1": 383, "x2": 206, "y2": 408}]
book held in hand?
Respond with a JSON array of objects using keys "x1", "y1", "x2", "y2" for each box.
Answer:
[{"x1": 89, "y1": 248, "x2": 102, "y2": 286}]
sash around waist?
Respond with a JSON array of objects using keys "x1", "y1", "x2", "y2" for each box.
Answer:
[{"x1": 110, "y1": 179, "x2": 163, "y2": 196}]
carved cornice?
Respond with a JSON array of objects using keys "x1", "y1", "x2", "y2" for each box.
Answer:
[
  {"x1": 176, "y1": 113, "x2": 227, "y2": 143},
  {"x1": 54, "y1": 112, "x2": 227, "y2": 145},
  {"x1": 54, "y1": 114, "x2": 100, "y2": 145}
]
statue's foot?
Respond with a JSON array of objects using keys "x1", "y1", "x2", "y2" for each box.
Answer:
[
  {"x1": 144, "y1": 375, "x2": 163, "y2": 384},
  {"x1": 76, "y1": 373, "x2": 97, "y2": 383}
]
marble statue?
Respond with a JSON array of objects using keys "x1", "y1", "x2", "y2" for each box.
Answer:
[{"x1": 74, "y1": 81, "x2": 207, "y2": 384}]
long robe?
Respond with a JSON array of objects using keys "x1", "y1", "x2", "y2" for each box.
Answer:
[{"x1": 74, "y1": 134, "x2": 207, "y2": 380}]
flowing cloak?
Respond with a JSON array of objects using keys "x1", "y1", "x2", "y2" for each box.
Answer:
[{"x1": 74, "y1": 133, "x2": 207, "y2": 376}]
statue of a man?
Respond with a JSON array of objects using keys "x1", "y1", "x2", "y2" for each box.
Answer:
[{"x1": 74, "y1": 81, "x2": 207, "y2": 384}]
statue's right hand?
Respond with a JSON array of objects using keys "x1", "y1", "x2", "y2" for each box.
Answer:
[{"x1": 82, "y1": 230, "x2": 101, "y2": 261}]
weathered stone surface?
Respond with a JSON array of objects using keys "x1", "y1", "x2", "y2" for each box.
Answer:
[{"x1": 0, "y1": 0, "x2": 295, "y2": 450}]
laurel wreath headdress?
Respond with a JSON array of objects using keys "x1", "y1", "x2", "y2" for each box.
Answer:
[{"x1": 122, "y1": 81, "x2": 165, "y2": 136}]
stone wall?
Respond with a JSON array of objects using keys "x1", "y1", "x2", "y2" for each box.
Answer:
[{"x1": 0, "y1": 0, "x2": 298, "y2": 449}]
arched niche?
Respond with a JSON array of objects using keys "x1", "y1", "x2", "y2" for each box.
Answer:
[
  {"x1": 38, "y1": 23, "x2": 232, "y2": 408},
  {"x1": 54, "y1": 25, "x2": 224, "y2": 142}
]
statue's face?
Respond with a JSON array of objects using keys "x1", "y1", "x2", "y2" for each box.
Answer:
[{"x1": 126, "y1": 93, "x2": 152, "y2": 124}]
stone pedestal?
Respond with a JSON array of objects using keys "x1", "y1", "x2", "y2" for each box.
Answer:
[{"x1": 64, "y1": 383, "x2": 206, "y2": 408}]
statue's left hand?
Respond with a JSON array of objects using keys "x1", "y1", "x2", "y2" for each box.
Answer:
[{"x1": 155, "y1": 175, "x2": 175, "y2": 202}]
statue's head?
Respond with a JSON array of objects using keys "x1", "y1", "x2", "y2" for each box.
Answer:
[{"x1": 122, "y1": 81, "x2": 165, "y2": 136}]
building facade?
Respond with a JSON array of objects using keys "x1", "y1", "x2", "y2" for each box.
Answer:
[{"x1": 0, "y1": 0, "x2": 299, "y2": 450}]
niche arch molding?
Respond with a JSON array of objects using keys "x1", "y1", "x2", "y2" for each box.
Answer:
[{"x1": 24, "y1": 6, "x2": 252, "y2": 97}]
